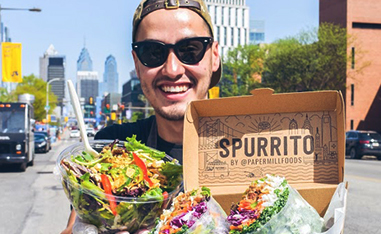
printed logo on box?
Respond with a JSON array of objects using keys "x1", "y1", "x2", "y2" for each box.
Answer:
[{"x1": 197, "y1": 111, "x2": 339, "y2": 185}]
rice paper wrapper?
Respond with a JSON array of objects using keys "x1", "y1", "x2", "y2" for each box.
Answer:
[
  {"x1": 245, "y1": 185, "x2": 323, "y2": 234},
  {"x1": 248, "y1": 182, "x2": 347, "y2": 234},
  {"x1": 151, "y1": 197, "x2": 229, "y2": 234},
  {"x1": 320, "y1": 182, "x2": 347, "y2": 234},
  {"x1": 185, "y1": 197, "x2": 229, "y2": 234}
]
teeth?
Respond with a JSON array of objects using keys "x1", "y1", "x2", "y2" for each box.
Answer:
[{"x1": 161, "y1": 85, "x2": 189, "y2": 93}]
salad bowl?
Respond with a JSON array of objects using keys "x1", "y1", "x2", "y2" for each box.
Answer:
[{"x1": 56, "y1": 138, "x2": 183, "y2": 234}]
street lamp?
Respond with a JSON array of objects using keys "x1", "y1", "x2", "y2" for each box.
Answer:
[
  {"x1": 0, "y1": 4, "x2": 42, "y2": 42},
  {"x1": 46, "y1": 78, "x2": 62, "y2": 133},
  {"x1": 0, "y1": 5, "x2": 41, "y2": 90}
]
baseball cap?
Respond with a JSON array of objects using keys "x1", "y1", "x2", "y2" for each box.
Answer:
[{"x1": 133, "y1": 0, "x2": 221, "y2": 89}]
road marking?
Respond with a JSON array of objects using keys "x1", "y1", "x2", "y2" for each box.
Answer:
[{"x1": 345, "y1": 174, "x2": 381, "y2": 183}]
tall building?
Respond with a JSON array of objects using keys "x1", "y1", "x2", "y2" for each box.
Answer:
[
  {"x1": 249, "y1": 20, "x2": 265, "y2": 44},
  {"x1": 76, "y1": 46, "x2": 98, "y2": 118},
  {"x1": 39, "y1": 45, "x2": 66, "y2": 116},
  {"x1": 205, "y1": 0, "x2": 250, "y2": 58},
  {"x1": 77, "y1": 71, "x2": 99, "y2": 100},
  {"x1": 76, "y1": 46, "x2": 98, "y2": 99},
  {"x1": 1, "y1": 22, "x2": 11, "y2": 42},
  {"x1": 103, "y1": 55, "x2": 119, "y2": 94},
  {"x1": 121, "y1": 70, "x2": 145, "y2": 119},
  {"x1": 39, "y1": 44, "x2": 59, "y2": 82},
  {"x1": 47, "y1": 57, "x2": 66, "y2": 110},
  {"x1": 320, "y1": 0, "x2": 381, "y2": 132},
  {"x1": 77, "y1": 47, "x2": 93, "y2": 71}
]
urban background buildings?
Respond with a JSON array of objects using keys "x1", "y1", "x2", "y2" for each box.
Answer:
[
  {"x1": 2, "y1": 0, "x2": 379, "y2": 132},
  {"x1": 320, "y1": 0, "x2": 381, "y2": 133},
  {"x1": 39, "y1": 45, "x2": 66, "y2": 116}
]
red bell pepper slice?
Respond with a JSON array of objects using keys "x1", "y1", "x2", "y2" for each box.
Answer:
[
  {"x1": 101, "y1": 174, "x2": 118, "y2": 216},
  {"x1": 132, "y1": 152, "x2": 154, "y2": 187},
  {"x1": 163, "y1": 191, "x2": 169, "y2": 200}
]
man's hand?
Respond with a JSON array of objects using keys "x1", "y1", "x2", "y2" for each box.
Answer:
[
  {"x1": 60, "y1": 227, "x2": 73, "y2": 234},
  {"x1": 61, "y1": 209, "x2": 76, "y2": 234},
  {"x1": 72, "y1": 217, "x2": 98, "y2": 234}
]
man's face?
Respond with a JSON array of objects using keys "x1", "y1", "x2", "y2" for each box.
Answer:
[{"x1": 133, "y1": 8, "x2": 220, "y2": 121}]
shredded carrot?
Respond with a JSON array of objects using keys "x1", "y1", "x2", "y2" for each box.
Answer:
[{"x1": 230, "y1": 225, "x2": 243, "y2": 230}]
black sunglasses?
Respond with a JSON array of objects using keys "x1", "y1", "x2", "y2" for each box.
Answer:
[{"x1": 132, "y1": 37, "x2": 213, "y2": 68}]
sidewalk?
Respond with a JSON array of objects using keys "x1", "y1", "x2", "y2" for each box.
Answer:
[{"x1": 21, "y1": 137, "x2": 72, "y2": 234}]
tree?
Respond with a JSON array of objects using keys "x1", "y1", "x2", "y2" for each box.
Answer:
[
  {"x1": 262, "y1": 23, "x2": 352, "y2": 93},
  {"x1": 0, "y1": 87, "x2": 17, "y2": 102},
  {"x1": 13, "y1": 74, "x2": 58, "y2": 121},
  {"x1": 219, "y1": 44, "x2": 265, "y2": 97}
]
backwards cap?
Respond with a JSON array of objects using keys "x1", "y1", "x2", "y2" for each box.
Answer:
[{"x1": 133, "y1": 0, "x2": 221, "y2": 88}]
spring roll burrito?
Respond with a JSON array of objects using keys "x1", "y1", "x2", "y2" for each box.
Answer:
[
  {"x1": 150, "y1": 187, "x2": 229, "y2": 234},
  {"x1": 228, "y1": 174, "x2": 325, "y2": 234}
]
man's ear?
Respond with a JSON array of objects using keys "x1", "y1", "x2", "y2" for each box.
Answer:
[
  {"x1": 132, "y1": 50, "x2": 141, "y2": 79},
  {"x1": 211, "y1": 41, "x2": 220, "y2": 72}
]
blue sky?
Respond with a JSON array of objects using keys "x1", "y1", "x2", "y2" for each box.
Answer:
[{"x1": 0, "y1": 0, "x2": 319, "y2": 89}]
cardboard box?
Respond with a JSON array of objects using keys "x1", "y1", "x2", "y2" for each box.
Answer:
[{"x1": 183, "y1": 88, "x2": 345, "y2": 217}]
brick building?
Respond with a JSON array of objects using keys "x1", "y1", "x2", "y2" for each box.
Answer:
[{"x1": 320, "y1": 0, "x2": 381, "y2": 132}]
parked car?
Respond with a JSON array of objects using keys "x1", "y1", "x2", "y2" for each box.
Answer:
[
  {"x1": 345, "y1": 130, "x2": 381, "y2": 159},
  {"x1": 34, "y1": 131, "x2": 51, "y2": 151},
  {"x1": 34, "y1": 133, "x2": 49, "y2": 153},
  {"x1": 86, "y1": 127, "x2": 96, "y2": 137},
  {"x1": 70, "y1": 129, "x2": 80, "y2": 138},
  {"x1": 70, "y1": 125, "x2": 78, "y2": 131}
]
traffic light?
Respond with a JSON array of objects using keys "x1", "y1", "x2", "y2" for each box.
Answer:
[
  {"x1": 64, "y1": 116, "x2": 69, "y2": 122},
  {"x1": 89, "y1": 96, "x2": 94, "y2": 105},
  {"x1": 47, "y1": 115, "x2": 51, "y2": 123},
  {"x1": 104, "y1": 103, "x2": 111, "y2": 114}
]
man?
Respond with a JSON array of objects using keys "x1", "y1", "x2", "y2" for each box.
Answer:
[{"x1": 61, "y1": 0, "x2": 221, "y2": 233}]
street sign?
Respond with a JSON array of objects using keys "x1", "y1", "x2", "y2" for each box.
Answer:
[
  {"x1": 50, "y1": 115, "x2": 57, "y2": 122},
  {"x1": 45, "y1": 105, "x2": 50, "y2": 111}
]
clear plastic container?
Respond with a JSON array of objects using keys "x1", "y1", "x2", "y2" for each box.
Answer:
[
  {"x1": 255, "y1": 186, "x2": 324, "y2": 234},
  {"x1": 56, "y1": 140, "x2": 183, "y2": 234}
]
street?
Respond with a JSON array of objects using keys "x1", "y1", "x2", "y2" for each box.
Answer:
[
  {"x1": 0, "y1": 131, "x2": 380, "y2": 234},
  {"x1": 0, "y1": 130, "x2": 78, "y2": 234},
  {"x1": 344, "y1": 157, "x2": 381, "y2": 234}
]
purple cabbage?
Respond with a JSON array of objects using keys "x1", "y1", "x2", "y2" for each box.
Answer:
[
  {"x1": 170, "y1": 201, "x2": 208, "y2": 229},
  {"x1": 170, "y1": 213, "x2": 187, "y2": 228},
  {"x1": 193, "y1": 202, "x2": 207, "y2": 218},
  {"x1": 227, "y1": 209, "x2": 259, "y2": 226}
]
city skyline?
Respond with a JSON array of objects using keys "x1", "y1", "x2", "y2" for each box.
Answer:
[{"x1": 0, "y1": 0, "x2": 319, "y2": 88}]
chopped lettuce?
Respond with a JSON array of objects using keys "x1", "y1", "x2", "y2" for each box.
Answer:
[
  {"x1": 229, "y1": 188, "x2": 290, "y2": 234},
  {"x1": 160, "y1": 162, "x2": 183, "y2": 192},
  {"x1": 125, "y1": 135, "x2": 166, "y2": 159}
]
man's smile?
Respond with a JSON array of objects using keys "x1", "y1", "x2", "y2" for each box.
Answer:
[{"x1": 160, "y1": 84, "x2": 191, "y2": 93}]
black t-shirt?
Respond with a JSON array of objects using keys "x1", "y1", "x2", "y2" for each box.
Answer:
[{"x1": 94, "y1": 115, "x2": 183, "y2": 164}]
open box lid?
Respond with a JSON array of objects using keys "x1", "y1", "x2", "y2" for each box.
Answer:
[{"x1": 183, "y1": 88, "x2": 345, "y2": 214}]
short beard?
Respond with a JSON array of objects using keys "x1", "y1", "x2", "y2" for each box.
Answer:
[{"x1": 154, "y1": 105, "x2": 185, "y2": 121}]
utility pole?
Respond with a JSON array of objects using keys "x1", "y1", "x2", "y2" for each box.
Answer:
[{"x1": 0, "y1": 5, "x2": 41, "y2": 92}]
